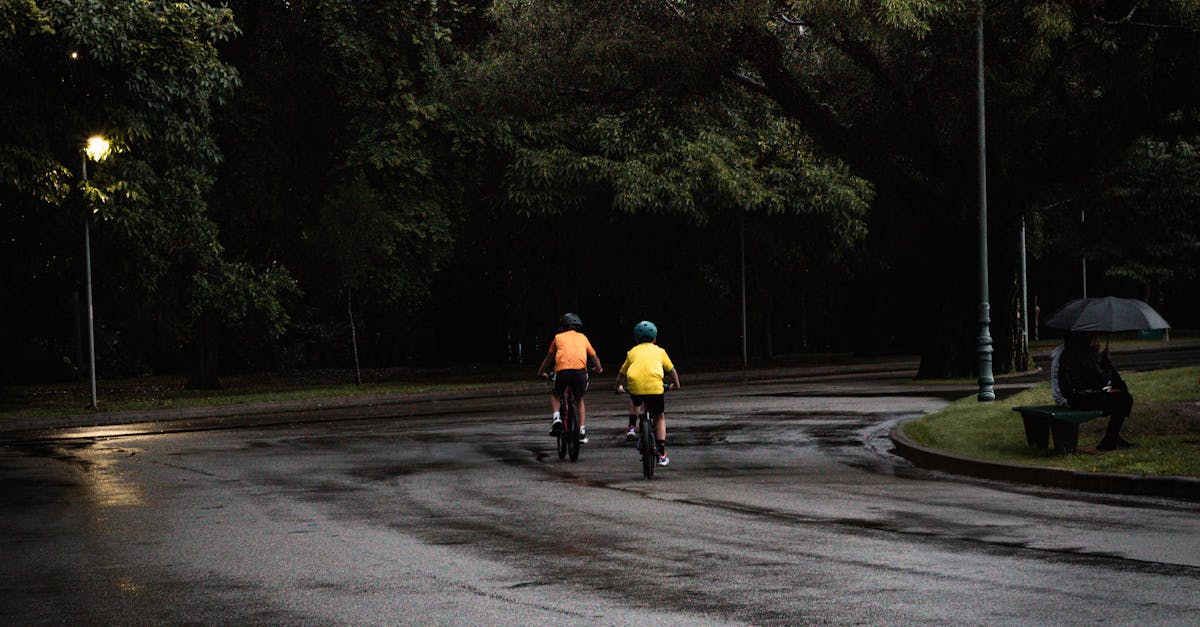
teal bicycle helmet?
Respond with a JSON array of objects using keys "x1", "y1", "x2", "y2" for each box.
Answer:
[{"x1": 634, "y1": 320, "x2": 658, "y2": 342}]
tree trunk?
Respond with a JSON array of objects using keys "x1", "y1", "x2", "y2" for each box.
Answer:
[
  {"x1": 914, "y1": 223, "x2": 1032, "y2": 379},
  {"x1": 797, "y1": 273, "x2": 808, "y2": 352},
  {"x1": 763, "y1": 293, "x2": 775, "y2": 360},
  {"x1": 990, "y1": 198, "x2": 1034, "y2": 375},
  {"x1": 348, "y1": 287, "x2": 362, "y2": 386},
  {"x1": 915, "y1": 286, "x2": 975, "y2": 379},
  {"x1": 73, "y1": 290, "x2": 84, "y2": 381},
  {"x1": 913, "y1": 196, "x2": 989, "y2": 379},
  {"x1": 187, "y1": 313, "x2": 222, "y2": 390},
  {"x1": 748, "y1": 260, "x2": 774, "y2": 361},
  {"x1": 1005, "y1": 273, "x2": 1032, "y2": 372}
]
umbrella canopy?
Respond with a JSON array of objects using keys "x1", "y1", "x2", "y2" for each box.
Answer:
[{"x1": 1044, "y1": 296, "x2": 1171, "y2": 332}]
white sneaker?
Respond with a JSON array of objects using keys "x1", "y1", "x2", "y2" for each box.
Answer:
[
  {"x1": 625, "y1": 426, "x2": 637, "y2": 441},
  {"x1": 657, "y1": 454, "x2": 670, "y2": 467},
  {"x1": 549, "y1": 417, "x2": 563, "y2": 435},
  {"x1": 579, "y1": 426, "x2": 588, "y2": 444}
]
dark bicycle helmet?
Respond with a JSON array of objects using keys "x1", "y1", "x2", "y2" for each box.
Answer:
[
  {"x1": 560, "y1": 312, "x2": 583, "y2": 330},
  {"x1": 634, "y1": 320, "x2": 658, "y2": 342}
]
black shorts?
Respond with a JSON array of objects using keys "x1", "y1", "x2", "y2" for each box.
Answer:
[
  {"x1": 630, "y1": 393, "x2": 665, "y2": 415},
  {"x1": 554, "y1": 369, "x2": 589, "y2": 399}
]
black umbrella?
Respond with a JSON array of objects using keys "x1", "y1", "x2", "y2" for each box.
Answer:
[{"x1": 1044, "y1": 296, "x2": 1170, "y2": 332}]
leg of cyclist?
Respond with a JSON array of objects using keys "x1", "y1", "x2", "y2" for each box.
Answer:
[
  {"x1": 548, "y1": 374, "x2": 564, "y2": 435},
  {"x1": 577, "y1": 397, "x2": 589, "y2": 443},
  {"x1": 639, "y1": 394, "x2": 667, "y2": 466},
  {"x1": 654, "y1": 412, "x2": 668, "y2": 466},
  {"x1": 625, "y1": 397, "x2": 639, "y2": 440},
  {"x1": 656, "y1": 373, "x2": 678, "y2": 465},
  {"x1": 573, "y1": 370, "x2": 590, "y2": 443}
]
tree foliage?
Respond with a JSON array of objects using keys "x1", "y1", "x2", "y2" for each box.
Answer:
[
  {"x1": 208, "y1": 0, "x2": 478, "y2": 372},
  {"x1": 4, "y1": 0, "x2": 1200, "y2": 386},
  {"x1": 1068, "y1": 137, "x2": 1200, "y2": 307},
  {"x1": 474, "y1": 0, "x2": 1200, "y2": 376},
  {"x1": 1, "y1": 0, "x2": 296, "y2": 387}
]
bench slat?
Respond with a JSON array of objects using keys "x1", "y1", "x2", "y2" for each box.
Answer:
[
  {"x1": 1013, "y1": 405, "x2": 1104, "y2": 424},
  {"x1": 1013, "y1": 405, "x2": 1107, "y2": 454}
]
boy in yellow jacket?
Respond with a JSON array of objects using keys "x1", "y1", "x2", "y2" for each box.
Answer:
[{"x1": 614, "y1": 320, "x2": 680, "y2": 466}]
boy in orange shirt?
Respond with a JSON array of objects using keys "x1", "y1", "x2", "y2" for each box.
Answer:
[{"x1": 537, "y1": 313, "x2": 602, "y2": 442}]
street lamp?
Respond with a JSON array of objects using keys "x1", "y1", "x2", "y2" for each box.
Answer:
[
  {"x1": 1080, "y1": 208, "x2": 1087, "y2": 298},
  {"x1": 975, "y1": 2, "x2": 995, "y2": 401},
  {"x1": 82, "y1": 134, "x2": 110, "y2": 410}
]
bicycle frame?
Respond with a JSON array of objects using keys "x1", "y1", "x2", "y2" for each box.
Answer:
[
  {"x1": 636, "y1": 405, "x2": 657, "y2": 479},
  {"x1": 629, "y1": 388, "x2": 671, "y2": 479},
  {"x1": 552, "y1": 373, "x2": 581, "y2": 462}
]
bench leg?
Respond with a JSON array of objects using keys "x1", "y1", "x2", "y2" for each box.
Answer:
[
  {"x1": 1021, "y1": 415, "x2": 1050, "y2": 451},
  {"x1": 1049, "y1": 421, "x2": 1080, "y2": 454}
]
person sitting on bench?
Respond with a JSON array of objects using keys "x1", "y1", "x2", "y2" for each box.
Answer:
[
  {"x1": 1049, "y1": 342, "x2": 1067, "y2": 407},
  {"x1": 1058, "y1": 331, "x2": 1135, "y2": 451}
]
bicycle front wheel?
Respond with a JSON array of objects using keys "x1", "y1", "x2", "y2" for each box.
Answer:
[{"x1": 639, "y1": 414, "x2": 655, "y2": 479}]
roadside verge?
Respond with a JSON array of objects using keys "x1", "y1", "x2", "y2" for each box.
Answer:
[
  {"x1": 0, "y1": 358, "x2": 921, "y2": 441},
  {"x1": 890, "y1": 423, "x2": 1200, "y2": 502}
]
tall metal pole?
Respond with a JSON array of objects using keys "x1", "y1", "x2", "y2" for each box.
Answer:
[
  {"x1": 975, "y1": 3, "x2": 995, "y2": 401},
  {"x1": 1019, "y1": 215, "x2": 1029, "y2": 352},
  {"x1": 1080, "y1": 209, "x2": 1087, "y2": 298},
  {"x1": 82, "y1": 156, "x2": 98, "y2": 410},
  {"x1": 740, "y1": 216, "x2": 748, "y2": 370}
]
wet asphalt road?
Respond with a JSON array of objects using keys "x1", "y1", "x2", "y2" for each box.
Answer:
[{"x1": 3, "y1": 366, "x2": 1200, "y2": 624}]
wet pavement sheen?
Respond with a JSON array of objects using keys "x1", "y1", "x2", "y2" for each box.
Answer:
[{"x1": 3, "y1": 373, "x2": 1200, "y2": 624}]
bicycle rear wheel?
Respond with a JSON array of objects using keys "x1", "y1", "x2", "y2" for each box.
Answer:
[
  {"x1": 556, "y1": 407, "x2": 568, "y2": 460},
  {"x1": 566, "y1": 398, "x2": 580, "y2": 462},
  {"x1": 639, "y1": 413, "x2": 655, "y2": 479}
]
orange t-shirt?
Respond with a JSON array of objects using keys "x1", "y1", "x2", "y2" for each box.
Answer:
[{"x1": 548, "y1": 330, "x2": 597, "y2": 371}]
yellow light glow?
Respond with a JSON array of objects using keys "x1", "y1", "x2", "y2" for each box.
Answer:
[
  {"x1": 85, "y1": 135, "x2": 111, "y2": 162},
  {"x1": 70, "y1": 51, "x2": 79, "y2": 60}
]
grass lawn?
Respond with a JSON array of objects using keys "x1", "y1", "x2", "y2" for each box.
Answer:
[
  {"x1": 0, "y1": 366, "x2": 536, "y2": 422},
  {"x1": 902, "y1": 365, "x2": 1200, "y2": 477}
]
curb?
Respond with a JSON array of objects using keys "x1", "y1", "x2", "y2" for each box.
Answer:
[
  {"x1": 1, "y1": 360, "x2": 922, "y2": 436},
  {"x1": 0, "y1": 383, "x2": 550, "y2": 437},
  {"x1": 0, "y1": 382, "x2": 573, "y2": 444},
  {"x1": 889, "y1": 423, "x2": 1200, "y2": 502}
]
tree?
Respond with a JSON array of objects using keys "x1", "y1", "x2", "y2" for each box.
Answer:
[
  {"x1": 435, "y1": 64, "x2": 872, "y2": 358},
  {"x1": 1, "y1": 0, "x2": 294, "y2": 388},
  {"x1": 1064, "y1": 137, "x2": 1200, "y2": 310},
  {"x1": 475, "y1": 0, "x2": 1200, "y2": 376},
  {"x1": 209, "y1": 0, "x2": 477, "y2": 374}
]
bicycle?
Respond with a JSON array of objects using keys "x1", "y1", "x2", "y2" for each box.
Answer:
[
  {"x1": 624, "y1": 383, "x2": 675, "y2": 479},
  {"x1": 546, "y1": 371, "x2": 582, "y2": 462}
]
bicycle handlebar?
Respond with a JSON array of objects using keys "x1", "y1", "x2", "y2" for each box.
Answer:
[
  {"x1": 616, "y1": 382, "x2": 677, "y2": 394},
  {"x1": 541, "y1": 365, "x2": 601, "y2": 378}
]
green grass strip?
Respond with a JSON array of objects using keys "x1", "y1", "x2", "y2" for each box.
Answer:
[{"x1": 903, "y1": 366, "x2": 1200, "y2": 477}]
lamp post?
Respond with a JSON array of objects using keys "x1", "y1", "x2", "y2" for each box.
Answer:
[
  {"x1": 740, "y1": 216, "x2": 748, "y2": 371},
  {"x1": 975, "y1": 2, "x2": 995, "y2": 401},
  {"x1": 82, "y1": 135, "x2": 110, "y2": 410},
  {"x1": 1080, "y1": 208, "x2": 1087, "y2": 298},
  {"x1": 1019, "y1": 215, "x2": 1028, "y2": 352}
]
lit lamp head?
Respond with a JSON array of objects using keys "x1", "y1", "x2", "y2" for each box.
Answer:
[{"x1": 85, "y1": 135, "x2": 111, "y2": 162}]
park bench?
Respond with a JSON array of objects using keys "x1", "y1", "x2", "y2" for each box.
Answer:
[{"x1": 1012, "y1": 405, "x2": 1106, "y2": 454}]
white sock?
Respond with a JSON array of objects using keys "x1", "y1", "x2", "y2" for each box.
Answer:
[{"x1": 552, "y1": 412, "x2": 560, "y2": 420}]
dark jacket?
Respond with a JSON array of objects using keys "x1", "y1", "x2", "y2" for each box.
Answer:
[{"x1": 1058, "y1": 342, "x2": 1124, "y2": 402}]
